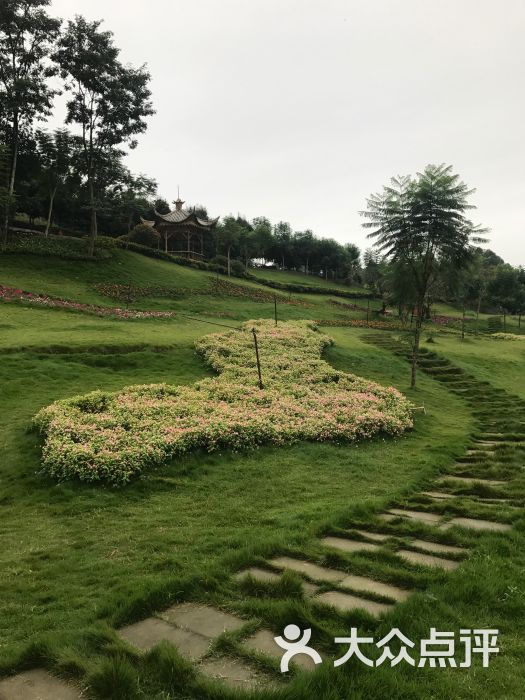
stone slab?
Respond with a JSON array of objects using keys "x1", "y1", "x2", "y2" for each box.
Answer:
[
  {"x1": 235, "y1": 567, "x2": 281, "y2": 583},
  {"x1": 397, "y1": 549, "x2": 460, "y2": 571},
  {"x1": 199, "y1": 656, "x2": 271, "y2": 689},
  {"x1": 302, "y1": 581, "x2": 320, "y2": 597},
  {"x1": 269, "y1": 556, "x2": 346, "y2": 583},
  {"x1": 352, "y1": 529, "x2": 390, "y2": 542},
  {"x1": 440, "y1": 517, "x2": 512, "y2": 533},
  {"x1": 441, "y1": 476, "x2": 506, "y2": 486},
  {"x1": 160, "y1": 603, "x2": 245, "y2": 638},
  {"x1": 316, "y1": 591, "x2": 393, "y2": 617},
  {"x1": 421, "y1": 491, "x2": 457, "y2": 500},
  {"x1": 118, "y1": 618, "x2": 210, "y2": 659},
  {"x1": 0, "y1": 670, "x2": 82, "y2": 700},
  {"x1": 244, "y1": 629, "x2": 319, "y2": 670},
  {"x1": 410, "y1": 539, "x2": 466, "y2": 555},
  {"x1": 321, "y1": 536, "x2": 380, "y2": 554},
  {"x1": 387, "y1": 509, "x2": 442, "y2": 524},
  {"x1": 339, "y1": 573, "x2": 411, "y2": 602}
]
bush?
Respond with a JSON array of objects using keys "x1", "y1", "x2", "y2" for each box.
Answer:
[
  {"x1": 122, "y1": 223, "x2": 160, "y2": 248},
  {"x1": 1, "y1": 232, "x2": 111, "y2": 260},
  {"x1": 34, "y1": 320, "x2": 413, "y2": 485},
  {"x1": 248, "y1": 275, "x2": 376, "y2": 300}
]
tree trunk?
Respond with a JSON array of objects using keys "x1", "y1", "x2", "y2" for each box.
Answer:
[
  {"x1": 88, "y1": 178, "x2": 97, "y2": 257},
  {"x1": 2, "y1": 114, "x2": 19, "y2": 245},
  {"x1": 45, "y1": 186, "x2": 57, "y2": 237},
  {"x1": 227, "y1": 246, "x2": 231, "y2": 276},
  {"x1": 475, "y1": 294, "x2": 482, "y2": 336},
  {"x1": 305, "y1": 258, "x2": 309, "y2": 275},
  {"x1": 461, "y1": 302, "x2": 466, "y2": 340},
  {"x1": 411, "y1": 301, "x2": 424, "y2": 389}
]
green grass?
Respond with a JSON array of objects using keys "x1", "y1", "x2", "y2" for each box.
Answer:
[
  {"x1": 1, "y1": 252, "x2": 525, "y2": 699},
  {"x1": 248, "y1": 267, "x2": 364, "y2": 292}
]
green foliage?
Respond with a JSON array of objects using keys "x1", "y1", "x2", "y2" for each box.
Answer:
[
  {"x1": 1, "y1": 232, "x2": 111, "y2": 259},
  {"x1": 124, "y1": 222, "x2": 160, "y2": 248}
]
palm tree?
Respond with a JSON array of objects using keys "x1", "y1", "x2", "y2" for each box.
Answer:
[{"x1": 361, "y1": 164, "x2": 487, "y2": 388}]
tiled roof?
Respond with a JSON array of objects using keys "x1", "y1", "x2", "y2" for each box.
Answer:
[{"x1": 155, "y1": 209, "x2": 219, "y2": 228}]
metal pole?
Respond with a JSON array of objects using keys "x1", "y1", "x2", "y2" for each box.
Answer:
[
  {"x1": 252, "y1": 327, "x2": 263, "y2": 389},
  {"x1": 274, "y1": 294, "x2": 278, "y2": 326}
]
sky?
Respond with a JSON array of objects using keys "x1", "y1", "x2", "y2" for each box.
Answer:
[{"x1": 49, "y1": 0, "x2": 525, "y2": 265}]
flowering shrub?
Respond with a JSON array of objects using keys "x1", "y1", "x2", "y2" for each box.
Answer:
[
  {"x1": 328, "y1": 299, "x2": 369, "y2": 313},
  {"x1": 33, "y1": 320, "x2": 413, "y2": 485},
  {"x1": 316, "y1": 319, "x2": 406, "y2": 330},
  {"x1": 92, "y1": 283, "x2": 191, "y2": 302},
  {"x1": 0, "y1": 285, "x2": 177, "y2": 319},
  {"x1": 209, "y1": 278, "x2": 310, "y2": 306}
]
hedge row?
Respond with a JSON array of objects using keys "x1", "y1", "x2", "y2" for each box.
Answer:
[
  {"x1": 246, "y1": 274, "x2": 376, "y2": 300},
  {"x1": 2, "y1": 232, "x2": 112, "y2": 260}
]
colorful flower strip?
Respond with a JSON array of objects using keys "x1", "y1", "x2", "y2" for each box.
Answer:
[
  {"x1": 34, "y1": 320, "x2": 413, "y2": 485},
  {"x1": 0, "y1": 285, "x2": 177, "y2": 319}
]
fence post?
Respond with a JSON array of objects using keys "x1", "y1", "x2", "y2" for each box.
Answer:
[
  {"x1": 252, "y1": 327, "x2": 264, "y2": 389},
  {"x1": 274, "y1": 294, "x2": 278, "y2": 326}
]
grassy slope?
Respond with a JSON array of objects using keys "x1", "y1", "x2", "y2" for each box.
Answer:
[
  {"x1": 1, "y1": 252, "x2": 524, "y2": 699},
  {"x1": 248, "y1": 266, "x2": 364, "y2": 291}
]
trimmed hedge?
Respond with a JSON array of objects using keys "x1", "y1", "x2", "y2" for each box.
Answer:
[{"x1": 246, "y1": 274, "x2": 376, "y2": 300}]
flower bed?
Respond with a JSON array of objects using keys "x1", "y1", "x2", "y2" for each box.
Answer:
[
  {"x1": 316, "y1": 319, "x2": 406, "y2": 330},
  {"x1": 491, "y1": 332, "x2": 525, "y2": 341},
  {"x1": 0, "y1": 285, "x2": 177, "y2": 319},
  {"x1": 33, "y1": 320, "x2": 413, "y2": 484},
  {"x1": 209, "y1": 278, "x2": 310, "y2": 306}
]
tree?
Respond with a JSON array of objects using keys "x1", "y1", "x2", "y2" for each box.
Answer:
[
  {"x1": 251, "y1": 216, "x2": 273, "y2": 261},
  {"x1": 217, "y1": 216, "x2": 241, "y2": 276},
  {"x1": 362, "y1": 164, "x2": 486, "y2": 388},
  {"x1": 272, "y1": 221, "x2": 293, "y2": 269},
  {"x1": 292, "y1": 229, "x2": 315, "y2": 274},
  {"x1": 36, "y1": 128, "x2": 78, "y2": 235},
  {"x1": 55, "y1": 16, "x2": 154, "y2": 255},
  {"x1": 0, "y1": 0, "x2": 60, "y2": 243},
  {"x1": 113, "y1": 171, "x2": 157, "y2": 233}
]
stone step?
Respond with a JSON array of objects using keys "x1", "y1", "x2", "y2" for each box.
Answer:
[
  {"x1": 244, "y1": 629, "x2": 320, "y2": 671},
  {"x1": 316, "y1": 590, "x2": 393, "y2": 617},
  {"x1": 269, "y1": 556, "x2": 345, "y2": 583},
  {"x1": 160, "y1": 603, "x2": 246, "y2": 638},
  {"x1": 396, "y1": 549, "x2": 460, "y2": 571},
  {"x1": 270, "y1": 556, "x2": 409, "y2": 602},
  {"x1": 421, "y1": 491, "x2": 457, "y2": 500},
  {"x1": 321, "y1": 536, "x2": 380, "y2": 554},
  {"x1": 119, "y1": 617, "x2": 210, "y2": 658},
  {"x1": 339, "y1": 573, "x2": 411, "y2": 602},
  {"x1": 385, "y1": 508, "x2": 443, "y2": 524},
  {"x1": 440, "y1": 517, "x2": 512, "y2": 533},
  {"x1": 439, "y1": 475, "x2": 507, "y2": 486},
  {"x1": 199, "y1": 656, "x2": 273, "y2": 689},
  {"x1": 410, "y1": 539, "x2": 466, "y2": 556},
  {"x1": 351, "y1": 529, "x2": 390, "y2": 542},
  {"x1": 0, "y1": 669, "x2": 82, "y2": 700}
]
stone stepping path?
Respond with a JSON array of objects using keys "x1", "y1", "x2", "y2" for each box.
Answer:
[
  {"x1": 316, "y1": 590, "x2": 393, "y2": 616},
  {"x1": 119, "y1": 617, "x2": 211, "y2": 658},
  {"x1": 320, "y1": 535, "x2": 380, "y2": 554},
  {"x1": 421, "y1": 490, "x2": 457, "y2": 500},
  {"x1": 440, "y1": 517, "x2": 512, "y2": 533},
  {"x1": 269, "y1": 556, "x2": 410, "y2": 603},
  {"x1": 118, "y1": 603, "x2": 277, "y2": 689},
  {"x1": 396, "y1": 549, "x2": 459, "y2": 571},
  {"x1": 352, "y1": 529, "x2": 390, "y2": 541},
  {"x1": 439, "y1": 475, "x2": 507, "y2": 486},
  {"x1": 410, "y1": 539, "x2": 466, "y2": 556},
  {"x1": 0, "y1": 669, "x2": 82, "y2": 700},
  {"x1": 382, "y1": 508, "x2": 442, "y2": 524},
  {"x1": 244, "y1": 629, "x2": 320, "y2": 670}
]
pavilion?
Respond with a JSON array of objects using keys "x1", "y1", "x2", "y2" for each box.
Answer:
[{"x1": 142, "y1": 197, "x2": 219, "y2": 260}]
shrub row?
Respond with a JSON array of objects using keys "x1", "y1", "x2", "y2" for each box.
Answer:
[{"x1": 1, "y1": 232, "x2": 111, "y2": 260}]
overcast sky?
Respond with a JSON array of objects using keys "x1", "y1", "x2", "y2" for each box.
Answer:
[{"x1": 49, "y1": 0, "x2": 524, "y2": 265}]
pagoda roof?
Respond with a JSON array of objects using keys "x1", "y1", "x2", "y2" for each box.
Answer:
[{"x1": 154, "y1": 208, "x2": 219, "y2": 229}]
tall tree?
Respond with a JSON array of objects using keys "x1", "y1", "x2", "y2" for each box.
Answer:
[
  {"x1": 36, "y1": 128, "x2": 78, "y2": 235},
  {"x1": 0, "y1": 0, "x2": 60, "y2": 243},
  {"x1": 217, "y1": 216, "x2": 242, "y2": 276},
  {"x1": 55, "y1": 16, "x2": 154, "y2": 255},
  {"x1": 362, "y1": 164, "x2": 486, "y2": 388}
]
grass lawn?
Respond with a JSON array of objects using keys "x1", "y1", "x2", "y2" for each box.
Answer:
[{"x1": 0, "y1": 253, "x2": 524, "y2": 699}]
